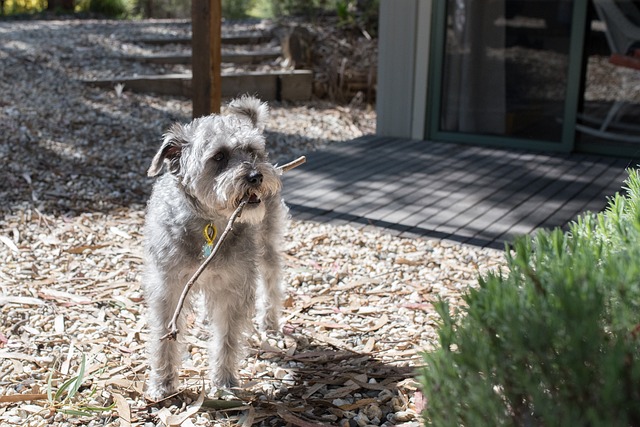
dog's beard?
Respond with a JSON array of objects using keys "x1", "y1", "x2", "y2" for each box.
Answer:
[
  {"x1": 194, "y1": 166, "x2": 281, "y2": 224},
  {"x1": 235, "y1": 197, "x2": 268, "y2": 224}
]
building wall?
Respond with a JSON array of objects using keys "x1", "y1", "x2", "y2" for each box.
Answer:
[{"x1": 376, "y1": 0, "x2": 432, "y2": 140}]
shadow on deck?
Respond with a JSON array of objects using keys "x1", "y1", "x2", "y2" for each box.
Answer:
[{"x1": 282, "y1": 135, "x2": 640, "y2": 249}]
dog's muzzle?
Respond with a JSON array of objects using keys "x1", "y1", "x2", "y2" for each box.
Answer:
[{"x1": 245, "y1": 170, "x2": 263, "y2": 205}]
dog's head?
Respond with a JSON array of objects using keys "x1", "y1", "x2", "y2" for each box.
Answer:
[{"x1": 147, "y1": 95, "x2": 281, "y2": 224}]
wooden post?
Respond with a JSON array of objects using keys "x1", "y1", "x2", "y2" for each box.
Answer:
[{"x1": 191, "y1": 0, "x2": 222, "y2": 118}]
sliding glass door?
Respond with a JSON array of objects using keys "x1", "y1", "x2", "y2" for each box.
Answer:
[
  {"x1": 428, "y1": 0, "x2": 588, "y2": 152},
  {"x1": 577, "y1": 0, "x2": 640, "y2": 156}
]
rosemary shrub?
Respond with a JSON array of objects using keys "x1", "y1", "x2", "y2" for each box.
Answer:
[{"x1": 419, "y1": 169, "x2": 640, "y2": 427}]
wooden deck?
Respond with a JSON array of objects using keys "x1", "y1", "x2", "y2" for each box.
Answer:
[{"x1": 281, "y1": 135, "x2": 638, "y2": 248}]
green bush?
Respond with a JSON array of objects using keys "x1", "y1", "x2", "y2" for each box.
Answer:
[
  {"x1": 222, "y1": 0, "x2": 254, "y2": 19},
  {"x1": 335, "y1": 0, "x2": 378, "y2": 34},
  {"x1": 261, "y1": 0, "x2": 378, "y2": 33},
  {"x1": 2, "y1": 0, "x2": 47, "y2": 15},
  {"x1": 419, "y1": 169, "x2": 640, "y2": 426},
  {"x1": 133, "y1": 0, "x2": 252, "y2": 20},
  {"x1": 87, "y1": 0, "x2": 128, "y2": 17},
  {"x1": 267, "y1": 0, "x2": 330, "y2": 18}
]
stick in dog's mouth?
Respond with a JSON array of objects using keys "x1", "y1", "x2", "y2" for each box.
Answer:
[
  {"x1": 236, "y1": 191, "x2": 260, "y2": 208},
  {"x1": 247, "y1": 192, "x2": 261, "y2": 204}
]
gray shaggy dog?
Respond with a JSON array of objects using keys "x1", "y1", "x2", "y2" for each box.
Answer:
[{"x1": 142, "y1": 96, "x2": 288, "y2": 400}]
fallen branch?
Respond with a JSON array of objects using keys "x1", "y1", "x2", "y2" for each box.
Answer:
[
  {"x1": 161, "y1": 198, "x2": 248, "y2": 341},
  {"x1": 161, "y1": 156, "x2": 306, "y2": 341}
]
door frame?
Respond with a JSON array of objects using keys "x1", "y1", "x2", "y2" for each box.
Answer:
[{"x1": 425, "y1": 0, "x2": 589, "y2": 153}]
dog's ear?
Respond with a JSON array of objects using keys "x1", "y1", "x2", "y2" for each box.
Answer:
[
  {"x1": 147, "y1": 123, "x2": 188, "y2": 177},
  {"x1": 227, "y1": 95, "x2": 269, "y2": 132}
]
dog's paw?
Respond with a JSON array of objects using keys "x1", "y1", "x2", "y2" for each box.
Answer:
[
  {"x1": 258, "y1": 311, "x2": 282, "y2": 335},
  {"x1": 211, "y1": 371, "x2": 240, "y2": 390},
  {"x1": 145, "y1": 376, "x2": 179, "y2": 402}
]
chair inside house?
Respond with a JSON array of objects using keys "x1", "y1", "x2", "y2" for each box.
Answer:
[{"x1": 577, "y1": 0, "x2": 640, "y2": 143}]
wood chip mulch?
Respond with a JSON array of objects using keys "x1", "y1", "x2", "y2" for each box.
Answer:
[{"x1": 0, "y1": 18, "x2": 505, "y2": 426}]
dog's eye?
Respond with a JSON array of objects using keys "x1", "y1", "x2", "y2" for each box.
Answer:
[{"x1": 212, "y1": 152, "x2": 225, "y2": 162}]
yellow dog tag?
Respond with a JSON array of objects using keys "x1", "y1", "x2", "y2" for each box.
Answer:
[{"x1": 202, "y1": 223, "x2": 217, "y2": 258}]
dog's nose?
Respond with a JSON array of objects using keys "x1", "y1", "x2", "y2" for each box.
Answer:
[{"x1": 246, "y1": 170, "x2": 263, "y2": 186}]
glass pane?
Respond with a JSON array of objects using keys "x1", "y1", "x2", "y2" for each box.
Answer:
[
  {"x1": 577, "y1": 0, "x2": 640, "y2": 152},
  {"x1": 439, "y1": 0, "x2": 574, "y2": 142}
]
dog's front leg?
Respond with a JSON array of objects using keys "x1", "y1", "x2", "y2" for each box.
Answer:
[
  {"x1": 145, "y1": 270, "x2": 186, "y2": 400},
  {"x1": 256, "y1": 199, "x2": 287, "y2": 333},
  {"x1": 256, "y1": 248, "x2": 284, "y2": 333},
  {"x1": 205, "y1": 272, "x2": 256, "y2": 389}
]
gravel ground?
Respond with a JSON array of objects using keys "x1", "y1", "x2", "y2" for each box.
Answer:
[{"x1": 0, "y1": 19, "x2": 504, "y2": 426}]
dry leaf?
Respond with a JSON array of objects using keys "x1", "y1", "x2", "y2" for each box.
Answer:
[
  {"x1": 54, "y1": 314, "x2": 65, "y2": 334},
  {"x1": 19, "y1": 404, "x2": 46, "y2": 414},
  {"x1": 110, "y1": 226, "x2": 132, "y2": 239},
  {"x1": 156, "y1": 407, "x2": 173, "y2": 425},
  {"x1": 412, "y1": 390, "x2": 427, "y2": 413},
  {"x1": 283, "y1": 295, "x2": 295, "y2": 308},
  {"x1": 324, "y1": 382, "x2": 360, "y2": 399},
  {"x1": 276, "y1": 407, "x2": 326, "y2": 427},
  {"x1": 305, "y1": 329, "x2": 351, "y2": 350},
  {"x1": 0, "y1": 236, "x2": 19, "y2": 253},
  {"x1": 301, "y1": 382, "x2": 325, "y2": 400},
  {"x1": 65, "y1": 244, "x2": 109, "y2": 254},
  {"x1": 0, "y1": 393, "x2": 48, "y2": 403},
  {"x1": 164, "y1": 390, "x2": 205, "y2": 426},
  {"x1": 240, "y1": 406, "x2": 256, "y2": 427},
  {"x1": 61, "y1": 344, "x2": 75, "y2": 375},
  {"x1": 395, "y1": 256, "x2": 424, "y2": 266},
  {"x1": 10, "y1": 359, "x2": 25, "y2": 375},
  {"x1": 311, "y1": 321, "x2": 351, "y2": 330},
  {"x1": 0, "y1": 351, "x2": 53, "y2": 364},
  {"x1": 112, "y1": 393, "x2": 132, "y2": 427},
  {"x1": 0, "y1": 296, "x2": 45, "y2": 306},
  {"x1": 401, "y1": 302, "x2": 430, "y2": 311},
  {"x1": 337, "y1": 397, "x2": 378, "y2": 411},
  {"x1": 39, "y1": 235, "x2": 61, "y2": 245},
  {"x1": 362, "y1": 337, "x2": 375, "y2": 353},
  {"x1": 38, "y1": 289, "x2": 92, "y2": 305},
  {"x1": 356, "y1": 313, "x2": 389, "y2": 332}
]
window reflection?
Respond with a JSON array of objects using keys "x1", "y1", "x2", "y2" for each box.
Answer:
[
  {"x1": 440, "y1": 0, "x2": 573, "y2": 143},
  {"x1": 578, "y1": 0, "x2": 640, "y2": 149}
]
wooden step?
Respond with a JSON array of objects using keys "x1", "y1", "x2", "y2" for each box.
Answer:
[
  {"x1": 82, "y1": 70, "x2": 312, "y2": 101},
  {"x1": 126, "y1": 50, "x2": 281, "y2": 65},
  {"x1": 135, "y1": 32, "x2": 273, "y2": 46}
]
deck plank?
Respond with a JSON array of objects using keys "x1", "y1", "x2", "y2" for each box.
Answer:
[{"x1": 489, "y1": 155, "x2": 613, "y2": 243}]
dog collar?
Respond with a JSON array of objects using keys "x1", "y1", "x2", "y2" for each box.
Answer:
[{"x1": 202, "y1": 223, "x2": 218, "y2": 258}]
